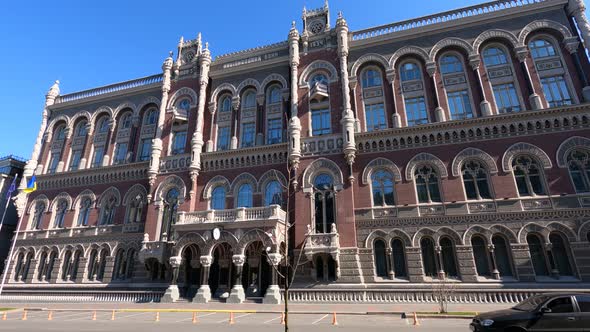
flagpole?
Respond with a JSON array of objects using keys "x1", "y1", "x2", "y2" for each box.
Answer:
[
  {"x1": 0, "y1": 174, "x2": 18, "y2": 236},
  {"x1": 0, "y1": 203, "x2": 26, "y2": 297}
]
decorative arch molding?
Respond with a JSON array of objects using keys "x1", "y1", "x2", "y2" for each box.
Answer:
[
  {"x1": 97, "y1": 187, "x2": 121, "y2": 208},
  {"x1": 27, "y1": 195, "x2": 50, "y2": 215},
  {"x1": 438, "y1": 226, "x2": 463, "y2": 245},
  {"x1": 91, "y1": 106, "x2": 115, "y2": 123},
  {"x1": 488, "y1": 224, "x2": 519, "y2": 244},
  {"x1": 365, "y1": 229, "x2": 389, "y2": 248},
  {"x1": 113, "y1": 102, "x2": 137, "y2": 119},
  {"x1": 202, "y1": 231, "x2": 240, "y2": 256},
  {"x1": 67, "y1": 111, "x2": 92, "y2": 133},
  {"x1": 451, "y1": 148, "x2": 498, "y2": 177},
  {"x1": 137, "y1": 96, "x2": 161, "y2": 113},
  {"x1": 210, "y1": 83, "x2": 238, "y2": 104},
  {"x1": 389, "y1": 46, "x2": 430, "y2": 68},
  {"x1": 61, "y1": 244, "x2": 86, "y2": 259},
  {"x1": 236, "y1": 78, "x2": 261, "y2": 95},
  {"x1": 390, "y1": 229, "x2": 413, "y2": 247},
  {"x1": 412, "y1": 227, "x2": 437, "y2": 247},
  {"x1": 122, "y1": 184, "x2": 148, "y2": 206},
  {"x1": 299, "y1": 60, "x2": 339, "y2": 87},
  {"x1": 167, "y1": 87, "x2": 198, "y2": 110},
  {"x1": 13, "y1": 247, "x2": 36, "y2": 261},
  {"x1": 37, "y1": 245, "x2": 61, "y2": 260},
  {"x1": 301, "y1": 157, "x2": 345, "y2": 191},
  {"x1": 556, "y1": 136, "x2": 590, "y2": 168},
  {"x1": 429, "y1": 37, "x2": 475, "y2": 61},
  {"x1": 174, "y1": 232, "x2": 208, "y2": 257},
  {"x1": 154, "y1": 175, "x2": 187, "y2": 205},
  {"x1": 463, "y1": 225, "x2": 493, "y2": 244},
  {"x1": 405, "y1": 153, "x2": 448, "y2": 181},
  {"x1": 203, "y1": 175, "x2": 231, "y2": 199},
  {"x1": 502, "y1": 142, "x2": 553, "y2": 172},
  {"x1": 546, "y1": 222, "x2": 578, "y2": 243},
  {"x1": 473, "y1": 29, "x2": 519, "y2": 52},
  {"x1": 45, "y1": 115, "x2": 70, "y2": 137},
  {"x1": 578, "y1": 221, "x2": 590, "y2": 243},
  {"x1": 361, "y1": 158, "x2": 403, "y2": 185},
  {"x1": 258, "y1": 170, "x2": 288, "y2": 192},
  {"x1": 73, "y1": 189, "x2": 97, "y2": 209},
  {"x1": 231, "y1": 173, "x2": 259, "y2": 195},
  {"x1": 518, "y1": 19, "x2": 573, "y2": 45},
  {"x1": 366, "y1": 229, "x2": 413, "y2": 248},
  {"x1": 85, "y1": 243, "x2": 113, "y2": 257},
  {"x1": 261, "y1": 73, "x2": 289, "y2": 91},
  {"x1": 518, "y1": 222, "x2": 550, "y2": 244},
  {"x1": 350, "y1": 53, "x2": 390, "y2": 79},
  {"x1": 49, "y1": 192, "x2": 73, "y2": 211},
  {"x1": 236, "y1": 229, "x2": 276, "y2": 255}
]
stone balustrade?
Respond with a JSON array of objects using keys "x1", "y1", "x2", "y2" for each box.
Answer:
[
  {"x1": 304, "y1": 228, "x2": 340, "y2": 261},
  {"x1": 20, "y1": 224, "x2": 141, "y2": 240},
  {"x1": 177, "y1": 205, "x2": 286, "y2": 225}
]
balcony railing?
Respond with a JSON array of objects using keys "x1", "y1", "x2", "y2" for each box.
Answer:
[
  {"x1": 177, "y1": 205, "x2": 286, "y2": 225},
  {"x1": 304, "y1": 225, "x2": 340, "y2": 261}
]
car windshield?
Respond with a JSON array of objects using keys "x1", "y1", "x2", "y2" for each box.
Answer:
[{"x1": 513, "y1": 295, "x2": 550, "y2": 311}]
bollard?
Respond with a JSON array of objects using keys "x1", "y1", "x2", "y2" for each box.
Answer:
[
  {"x1": 280, "y1": 312, "x2": 285, "y2": 325},
  {"x1": 413, "y1": 312, "x2": 420, "y2": 326},
  {"x1": 229, "y1": 312, "x2": 235, "y2": 325},
  {"x1": 48, "y1": 310, "x2": 53, "y2": 321},
  {"x1": 2, "y1": 312, "x2": 7, "y2": 321},
  {"x1": 111, "y1": 310, "x2": 116, "y2": 321},
  {"x1": 21, "y1": 310, "x2": 27, "y2": 321},
  {"x1": 92, "y1": 311, "x2": 97, "y2": 321},
  {"x1": 192, "y1": 312, "x2": 198, "y2": 324},
  {"x1": 155, "y1": 312, "x2": 160, "y2": 322},
  {"x1": 332, "y1": 312, "x2": 339, "y2": 326}
]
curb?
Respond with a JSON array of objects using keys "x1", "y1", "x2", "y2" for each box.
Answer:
[{"x1": 402, "y1": 312, "x2": 475, "y2": 320}]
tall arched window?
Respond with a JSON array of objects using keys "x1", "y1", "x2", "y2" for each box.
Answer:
[
  {"x1": 240, "y1": 90, "x2": 257, "y2": 148},
  {"x1": 13, "y1": 253, "x2": 24, "y2": 282},
  {"x1": 267, "y1": 86, "x2": 282, "y2": 104},
  {"x1": 87, "y1": 249, "x2": 98, "y2": 280},
  {"x1": 31, "y1": 202, "x2": 45, "y2": 230},
  {"x1": 97, "y1": 248, "x2": 109, "y2": 281},
  {"x1": 371, "y1": 170, "x2": 395, "y2": 206},
  {"x1": 471, "y1": 236, "x2": 491, "y2": 277},
  {"x1": 440, "y1": 237, "x2": 458, "y2": 278},
  {"x1": 361, "y1": 68, "x2": 386, "y2": 132},
  {"x1": 70, "y1": 121, "x2": 88, "y2": 171},
  {"x1": 237, "y1": 183, "x2": 253, "y2": 208},
  {"x1": 440, "y1": 55, "x2": 464, "y2": 74},
  {"x1": 97, "y1": 116, "x2": 110, "y2": 134},
  {"x1": 512, "y1": 155, "x2": 546, "y2": 196},
  {"x1": 400, "y1": 62, "x2": 429, "y2": 126},
  {"x1": 53, "y1": 200, "x2": 68, "y2": 228},
  {"x1": 567, "y1": 149, "x2": 590, "y2": 193},
  {"x1": 492, "y1": 235, "x2": 513, "y2": 277},
  {"x1": 220, "y1": 96, "x2": 232, "y2": 113},
  {"x1": 314, "y1": 174, "x2": 335, "y2": 234},
  {"x1": 75, "y1": 121, "x2": 88, "y2": 137},
  {"x1": 37, "y1": 252, "x2": 48, "y2": 281},
  {"x1": 92, "y1": 116, "x2": 111, "y2": 168},
  {"x1": 266, "y1": 85, "x2": 284, "y2": 145},
  {"x1": 119, "y1": 112, "x2": 133, "y2": 130},
  {"x1": 113, "y1": 112, "x2": 133, "y2": 165},
  {"x1": 482, "y1": 45, "x2": 521, "y2": 113},
  {"x1": 529, "y1": 38, "x2": 573, "y2": 107},
  {"x1": 45, "y1": 251, "x2": 57, "y2": 281},
  {"x1": 138, "y1": 108, "x2": 158, "y2": 162},
  {"x1": 462, "y1": 160, "x2": 492, "y2": 200},
  {"x1": 126, "y1": 194, "x2": 144, "y2": 223},
  {"x1": 421, "y1": 237, "x2": 437, "y2": 277},
  {"x1": 161, "y1": 188, "x2": 180, "y2": 240},
  {"x1": 264, "y1": 181, "x2": 282, "y2": 206},
  {"x1": 415, "y1": 165, "x2": 442, "y2": 203},
  {"x1": 217, "y1": 95, "x2": 233, "y2": 151},
  {"x1": 77, "y1": 198, "x2": 92, "y2": 226},
  {"x1": 527, "y1": 234, "x2": 549, "y2": 277},
  {"x1": 99, "y1": 196, "x2": 117, "y2": 225},
  {"x1": 549, "y1": 233, "x2": 573, "y2": 277},
  {"x1": 211, "y1": 186, "x2": 226, "y2": 210},
  {"x1": 309, "y1": 73, "x2": 331, "y2": 136},
  {"x1": 47, "y1": 124, "x2": 67, "y2": 174},
  {"x1": 440, "y1": 54, "x2": 474, "y2": 120},
  {"x1": 70, "y1": 249, "x2": 82, "y2": 281},
  {"x1": 144, "y1": 109, "x2": 157, "y2": 126},
  {"x1": 113, "y1": 249, "x2": 127, "y2": 281},
  {"x1": 391, "y1": 239, "x2": 407, "y2": 278},
  {"x1": 62, "y1": 250, "x2": 72, "y2": 281},
  {"x1": 373, "y1": 240, "x2": 388, "y2": 278}
]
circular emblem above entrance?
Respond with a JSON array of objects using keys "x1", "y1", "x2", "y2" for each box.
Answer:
[{"x1": 212, "y1": 227, "x2": 221, "y2": 241}]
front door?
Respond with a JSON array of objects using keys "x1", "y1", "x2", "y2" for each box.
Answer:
[{"x1": 530, "y1": 296, "x2": 582, "y2": 332}]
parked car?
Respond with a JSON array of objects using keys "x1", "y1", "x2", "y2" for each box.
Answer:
[{"x1": 470, "y1": 293, "x2": 590, "y2": 331}]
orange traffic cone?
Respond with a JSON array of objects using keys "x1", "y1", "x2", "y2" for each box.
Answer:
[
  {"x1": 413, "y1": 312, "x2": 420, "y2": 326},
  {"x1": 21, "y1": 310, "x2": 27, "y2": 321},
  {"x1": 229, "y1": 312, "x2": 235, "y2": 325},
  {"x1": 280, "y1": 312, "x2": 285, "y2": 325},
  {"x1": 48, "y1": 310, "x2": 53, "y2": 321},
  {"x1": 111, "y1": 310, "x2": 116, "y2": 321},
  {"x1": 155, "y1": 312, "x2": 160, "y2": 322},
  {"x1": 332, "y1": 312, "x2": 339, "y2": 326},
  {"x1": 2, "y1": 312, "x2": 7, "y2": 321},
  {"x1": 192, "y1": 312, "x2": 198, "y2": 324},
  {"x1": 92, "y1": 311, "x2": 97, "y2": 321}
]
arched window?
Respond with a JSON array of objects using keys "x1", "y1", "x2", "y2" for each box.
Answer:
[
  {"x1": 37, "y1": 251, "x2": 48, "y2": 281},
  {"x1": 55, "y1": 125, "x2": 66, "y2": 140},
  {"x1": 70, "y1": 121, "x2": 88, "y2": 171},
  {"x1": 21, "y1": 252, "x2": 33, "y2": 282},
  {"x1": 462, "y1": 160, "x2": 492, "y2": 200},
  {"x1": 512, "y1": 155, "x2": 546, "y2": 196},
  {"x1": 87, "y1": 249, "x2": 98, "y2": 280},
  {"x1": 492, "y1": 235, "x2": 513, "y2": 277},
  {"x1": 126, "y1": 194, "x2": 144, "y2": 223},
  {"x1": 310, "y1": 73, "x2": 328, "y2": 86},
  {"x1": 143, "y1": 109, "x2": 157, "y2": 126},
  {"x1": 120, "y1": 112, "x2": 133, "y2": 130},
  {"x1": 97, "y1": 249, "x2": 108, "y2": 281},
  {"x1": 70, "y1": 250, "x2": 82, "y2": 282},
  {"x1": 237, "y1": 183, "x2": 253, "y2": 208},
  {"x1": 161, "y1": 188, "x2": 180, "y2": 241},
  {"x1": 99, "y1": 196, "x2": 117, "y2": 226},
  {"x1": 45, "y1": 251, "x2": 57, "y2": 281},
  {"x1": 373, "y1": 240, "x2": 388, "y2": 278},
  {"x1": 113, "y1": 249, "x2": 127, "y2": 281},
  {"x1": 61, "y1": 250, "x2": 72, "y2": 281},
  {"x1": 77, "y1": 198, "x2": 92, "y2": 227},
  {"x1": 549, "y1": 233, "x2": 573, "y2": 276},
  {"x1": 97, "y1": 116, "x2": 110, "y2": 134},
  {"x1": 420, "y1": 237, "x2": 437, "y2": 277},
  {"x1": 53, "y1": 200, "x2": 68, "y2": 228},
  {"x1": 471, "y1": 236, "x2": 491, "y2": 277},
  {"x1": 529, "y1": 39, "x2": 557, "y2": 59},
  {"x1": 47, "y1": 124, "x2": 67, "y2": 174},
  {"x1": 415, "y1": 165, "x2": 442, "y2": 203},
  {"x1": 267, "y1": 86, "x2": 282, "y2": 104},
  {"x1": 242, "y1": 91, "x2": 256, "y2": 109},
  {"x1": 527, "y1": 234, "x2": 549, "y2": 277},
  {"x1": 314, "y1": 174, "x2": 335, "y2": 234},
  {"x1": 75, "y1": 121, "x2": 88, "y2": 137},
  {"x1": 178, "y1": 99, "x2": 191, "y2": 111},
  {"x1": 220, "y1": 96, "x2": 232, "y2": 113},
  {"x1": 13, "y1": 253, "x2": 24, "y2": 282},
  {"x1": 211, "y1": 186, "x2": 226, "y2": 210},
  {"x1": 371, "y1": 170, "x2": 395, "y2": 206},
  {"x1": 440, "y1": 237, "x2": 458, "y2": 278},
  {"x1": 31, "y1": 202, "x2": 45, "y2": 230},
  {"x1": 362, "y1": 69, "x2": 382, "y2": 88},
  {"x1": 483, "y1": 47, "x2": 508, "y2": 67},
  {"x1": 125, "y1": 249, "x2": 135, "y2": 280},
  {"x1": 400, "y1": 63, "x2": 421, "y2": 82},
  {"x1": 440, "y1": 55, "x2": 463, "y2": 74},
  {"x1": 264, "y1": 181, "x2": 282, "y2": 206},
  {"x1": 567, "y1": 149, "x2": 590, "y2": 193},
  {"x1": 391, "y1": 239, "x2": 407, "y2": 278},
  {"x1": 529, "y1": 38, "x2": 573, "y2": 107}
]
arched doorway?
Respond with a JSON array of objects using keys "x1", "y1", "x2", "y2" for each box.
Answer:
[
  {"x1": 243, "y1": 241, "x2": 271, "y2": 298},
  {"x1": 180, "y1": 244, "x2": 201, "y2": 299},
  {"x1": 209, "y1": 243, "x2": 233, "y2": 298}
]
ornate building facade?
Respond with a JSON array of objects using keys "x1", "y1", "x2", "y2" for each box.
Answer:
[{"x1": 5, "y1": 0, "x2": 590, "y2": 304}]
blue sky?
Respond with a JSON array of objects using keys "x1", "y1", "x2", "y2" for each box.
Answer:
[{"x1": 0, "y1": 0, "x2": 586, "y2": 159}]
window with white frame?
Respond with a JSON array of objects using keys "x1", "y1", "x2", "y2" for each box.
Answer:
[
  {"x1": 482, "y1": 45, "x2": 523, "y2": 114},
  {"x1": 541, "y1": 76, "x2": 573, "y2": 107},
  {"x1": 399, "y1": 62, "x2": 429, "y2": 126},
  {"x1": 371, "y1": 169, "x2": 395, "y2": 206},
  {"x1": 447, "y1": 90, "x2": 474, "y2": 120},
  {"x1": 415, "y1": 165, "x2": 442, "y2": 203},
  {"x1": 440, "y1": 53, "x2": 474, "y2": 120},
  {"x1": 400, "y1": 63, "x2": 422, "y2": 81},
  {"x1": 567, "y1": 149, "x2": 590, "y2": 193},
  {"x1": 462, "y1": 160, "x2": 492, "y2": 200},
  {"x1": 362, "y1": 69, "x2": 382, "y2": 88},
  {"x1": 365, "y1": 103, "x2": 386, "y2": 131},
  {"x1": 512, "y1": 155, "x2": 546, "y2": 196},
  {"x1": 361, "y1": 68, "x2": 386, "y2": 132},
  {"x1": 493, "y1": 83, "x2": 521, "y2": 113},
  {"x1": 404, "y1": 97, "x2": 428, "y2": 126},
  {"x1": 483, "y1": 47, "x2": 508, "y2": 66}
]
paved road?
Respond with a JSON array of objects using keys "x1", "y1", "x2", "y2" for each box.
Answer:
[{"x1": 0, "y1": 311, "x2": 473, "y2": 331}]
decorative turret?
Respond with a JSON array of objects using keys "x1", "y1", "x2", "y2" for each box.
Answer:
[
  {"x1": 46, "y1": 80, "x2": 60, "y2": 102},
  {"x1": 288, "y1": 22, "x2": 302, "y2": 175},
  {"x1": 173, "y1": 37, "x2": 184, "y2": 77}
]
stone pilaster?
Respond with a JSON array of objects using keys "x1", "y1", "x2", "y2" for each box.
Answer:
[
  {"x1": 25, "y1": 259, "x2": 38, "y2": 283},
  {"x1": 514, "y1": 46, "x2": 544, "y2": 110},
  {"x1": 287, "y1": 22, "x2": 302, "y2": 173},
  {"x1": 76, "y1": 258, "x2": 88, "y2": 283},
  {"x1": 263, "y1": 253, "x2": 282, "y2": 304},
  {"x1": 101, "y1": 256, "x2": 115, "y2": 283},
  {"x1": 511, "y1": 243, "x2": 534, "y2": 282},
  {"x1": 455, "y1": 245, "x2": 477, "y2": 282},
  {"x1": 162, "y1": 256, "x2": 182, "y2": 302},
  {"x1": 568, "y1": 0, "x2": 590, "y2": 52},
  {"x1": 193, "y1": 255, "x2": 212, "y2": 303},
  {"x1": 405, "y1": 247, "x2": 425, "y2": 283},
  {"x1": 227, "y1": 255, "x2": 246, "y2": 304},
  {"x1": 469, "y1": 55, "x2": 492, "y2": 116},
  {"x1": 49, "y1": 258, "x2": 62, "y2": 284}
]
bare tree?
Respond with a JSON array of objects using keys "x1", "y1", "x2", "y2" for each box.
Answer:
[{"x1": 431, "y1": 276, "x2": 456, "y2": 314}]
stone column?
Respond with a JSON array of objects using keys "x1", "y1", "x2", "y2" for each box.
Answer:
[
  {"x1": 469, "y1": 55, "x2": 492, "y2": 116},
  {"x1": 426, "y1": 62, "x2": 446, "y2": 122},
  {"x1": 263, "y1": 253, "x2": 282, "y2": 304},
  {"x1": 386, "y1": 248, "x2": 395, "y2": 279},
  {"x1": 287, "y1": 21, "x2": 302, "y2": 173},
  {"x1": 488, "y1": 244, "x2": 501, "y2": 280},
  {"x1": 227, "y1": 255, "x2": 246, "y2": 303},
  {"x1": 230, "y1": 98, "x2": 239, "y2": 150},
  {"x1": 568, "y1": 0, "x2": 590, "y2": 52},
  {"x1": 387, "y1": 71, "x2": 402, "y2": 128},
  {"x1": 564, "y1": 39, "x2": 590, "y2": 101},
  {"x1": 194, "y1": 255, "x2": 212, "y2": 303},
  {"x1": 515, "y1": 47, "x2": 544, "y2": 110},
  {"x1": 148, "y1": 53, "x2": 174, "y2": 199},
  {"x1": 435, "y1": 246, "x2": 446, "y2": 279},
  {"x1": 162, "y1": 256, "x2": 182, "y2": 302},
  {"x1": 545, "y1": 243, "x2": 560, "y2": 279}
]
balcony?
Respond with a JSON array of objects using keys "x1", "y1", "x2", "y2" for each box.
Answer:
[
  {"x1": 304, "y1": 225, "x2": 340, "y2": 261},
  {"x1": 19, "y1": 224, "x2": 144, "y2": 240},
  {"x1": 138, "y1": 240, "x2": 171, "y2": 265},
  {"x1": 175, "y1": 205, "x2": 287, "y2": 231}
]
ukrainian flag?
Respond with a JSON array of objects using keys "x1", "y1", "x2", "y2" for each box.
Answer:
[{"x1": 23, "y1": 175, "x2": 37, "y2": 194}]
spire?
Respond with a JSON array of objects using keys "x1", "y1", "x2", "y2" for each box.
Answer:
[
  {"x1": 196, "y1": 32, "x2": 202, "y2": 54},
  {"x1": 202, "y1": 41, "x2": 211, "y2": 59},
  {"x1": 324, "y1": 0, "x2": 329, "y2": 9},
  {"x1": 289, "y1": 21, "x2": 299, "y2": 39},
  {"x1": 46, "y1": 80, "x2": 60, "y2": 98},
  {"x1": 163, "y1": 51, "x2": 174, "y2": 70},
  {"x1": 336, "y1": 11, "x2": 347, "y2": 27}
]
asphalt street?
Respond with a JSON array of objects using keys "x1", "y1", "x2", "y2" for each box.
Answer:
[{"x1": 0, "y1": 310, "x2": 473, "y2": 331}]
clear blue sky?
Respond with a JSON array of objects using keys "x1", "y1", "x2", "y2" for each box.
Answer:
[{"x1": 0, "y1": 0, "x2": 586, "y2": 159}]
